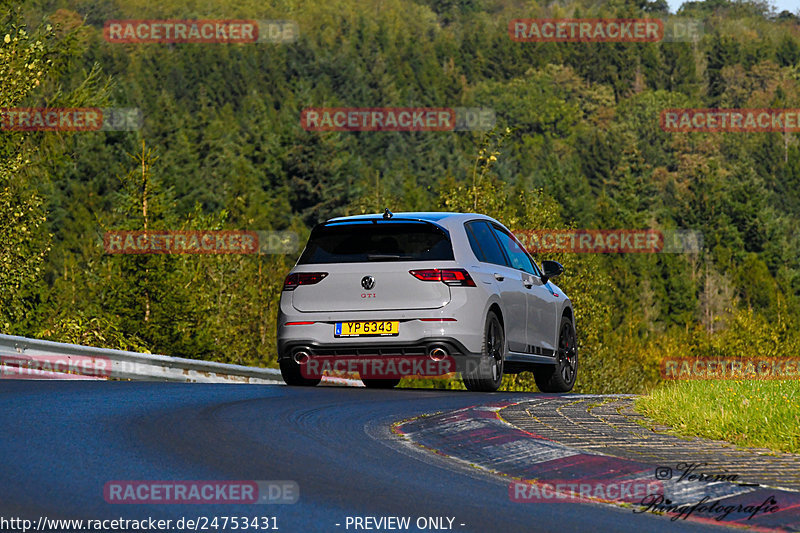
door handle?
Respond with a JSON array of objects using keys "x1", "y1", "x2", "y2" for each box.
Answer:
[
  {"x1": 523, "y1": 280, "x2": 533, "y2": 288},
  {"x1": 494, "y1": 273, "x2": 505, "y2": 281}
]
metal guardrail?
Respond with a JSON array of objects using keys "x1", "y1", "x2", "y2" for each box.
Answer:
[{"x1": 0, "y1": 334, "x2": 284, "y2": 384}]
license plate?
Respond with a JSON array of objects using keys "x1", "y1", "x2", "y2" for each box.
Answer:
[{"x1": 334, "y1": 321, "x2": 399, "y2": 337}]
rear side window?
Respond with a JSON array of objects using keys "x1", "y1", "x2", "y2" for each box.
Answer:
[
  {"x1": 298, "y1": 221, "x2": 454, "y2": 264},
  {"x1": 465, "y1": 221, "x2": 508, "y2": 266}
]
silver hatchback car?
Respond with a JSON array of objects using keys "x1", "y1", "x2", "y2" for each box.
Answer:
[{"x1": 276, "y1": 211, "x2": 577, "y2": 392}]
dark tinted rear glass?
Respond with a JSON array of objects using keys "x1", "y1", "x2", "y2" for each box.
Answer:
[
  {"x1": 298, "y1": 221, "x2": 454, "y2": 264},
  {"x1": 465, "y1": 221, "x2": 508, "y2": 266}
]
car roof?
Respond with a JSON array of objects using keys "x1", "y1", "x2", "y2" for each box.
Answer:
[{"x1": 325, "y1": 212, "x2": 498, "y2": 226}]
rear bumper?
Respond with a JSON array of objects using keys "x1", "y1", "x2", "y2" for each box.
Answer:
[
  {"x1": 277, "y1": 337, "x2": 484, "y2": 376},
  {"x1": 277, "y1": 337, "x2": 476, "y2": 359},
  {"x1": 277, "y1": 285, "x2": 489, "y2": 356}
]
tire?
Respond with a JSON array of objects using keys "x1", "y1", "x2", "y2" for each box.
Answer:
[
  {"x1": 463, "y1": 310, "x2": 505, "y2": 392},
  {"x1": 533, "y1": 317, "x2": 577, "y2": 393},
  {"x1": 279, "y1": 358, "x2": 321, "y2": 387},
  {"x1": 361, "y1": 378, "x2": 401, "y2": 389}
]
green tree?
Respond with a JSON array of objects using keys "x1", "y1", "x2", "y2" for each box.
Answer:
[{"x1": 0, "y1": 3, "x2": 109, "y2": 333}]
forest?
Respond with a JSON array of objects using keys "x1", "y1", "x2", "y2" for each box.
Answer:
[{"x1": 2, "y1": 0, "x2": 800, "y2": 393}]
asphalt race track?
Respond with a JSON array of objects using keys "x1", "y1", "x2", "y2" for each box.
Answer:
[{"x1": 0, "y1": 382, "x2": 730, "y2": 533}]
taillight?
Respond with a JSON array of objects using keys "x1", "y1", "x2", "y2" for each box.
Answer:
[
  {"x1": 409, "y1": 269, "x2": 476, "y2": 287},
  {"x1": 283, "y1": 272, "x2": 328, "y2": 291}
]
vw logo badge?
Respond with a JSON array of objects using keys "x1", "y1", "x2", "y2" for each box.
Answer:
[{"x1": 361, "y1": 276, "x2": 375, "y2": 290}]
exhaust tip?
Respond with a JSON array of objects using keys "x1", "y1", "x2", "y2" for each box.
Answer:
[
  {"x1": 293, "y1": 350, "x2": 310, "y2": 365},
  {"x1": 429, "y1": 346, "x2": 448, "y2": 361}
]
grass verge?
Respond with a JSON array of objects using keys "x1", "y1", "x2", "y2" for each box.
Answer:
[{"x1": 636, "y1": 380, "x2": 800, "y2": 454}]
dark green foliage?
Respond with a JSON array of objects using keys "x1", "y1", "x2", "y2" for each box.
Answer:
[{"x1": 3, "y1": 0, "x2": 800, "y2": 391}]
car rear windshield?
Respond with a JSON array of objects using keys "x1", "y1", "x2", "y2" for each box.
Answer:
[{"x1": 298, "y1": 220, "x2": 454, "y2": 264}]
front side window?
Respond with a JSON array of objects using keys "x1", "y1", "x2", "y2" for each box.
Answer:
[{"x1": 491, "y1": 225, "x2": 539, "y2": 275}]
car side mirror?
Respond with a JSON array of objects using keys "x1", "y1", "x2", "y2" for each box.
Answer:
[{"x1": 540, "y1": 260, "x2": 565, "y2": 284}]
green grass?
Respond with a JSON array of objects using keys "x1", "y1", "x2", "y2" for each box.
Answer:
[{"x1": 636, "y1": 380, "x2": 800, "y2": 454}]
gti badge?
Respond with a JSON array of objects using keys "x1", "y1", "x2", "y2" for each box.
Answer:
[{"x1": 361, "y1": 275, "x2": 375, "y2": 290}]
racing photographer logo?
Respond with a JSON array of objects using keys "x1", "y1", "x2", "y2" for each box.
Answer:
[{"x1": 654, "y1": 466, "x2": 672, "y2": 480}]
